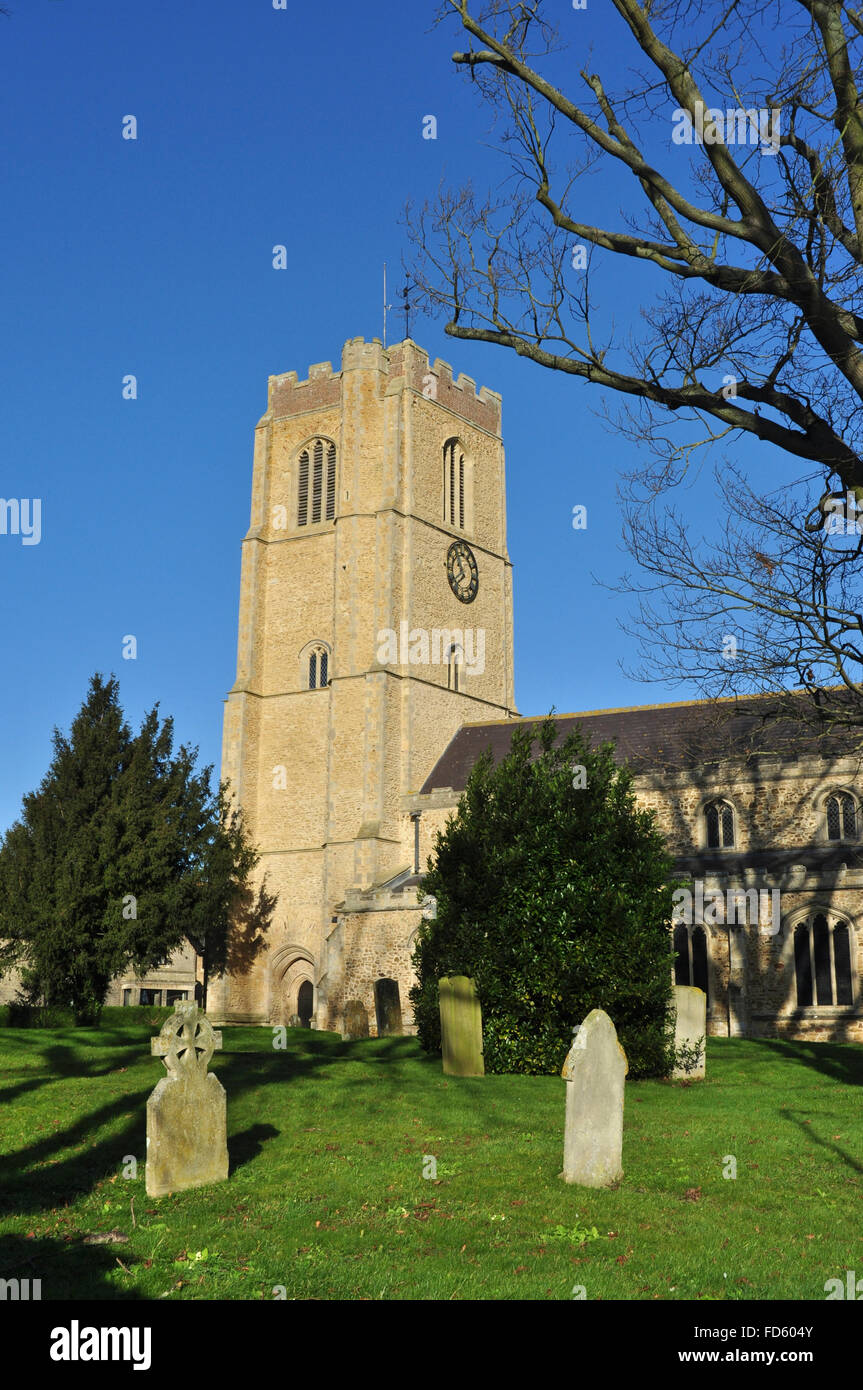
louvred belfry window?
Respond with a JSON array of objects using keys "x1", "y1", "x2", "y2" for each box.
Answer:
[
  {"x1": 297, "y1": 440, "x2": 337, "y2": 526},
  {"x1": 443, "y1": 438, "x2": 468, "y2": 530}
]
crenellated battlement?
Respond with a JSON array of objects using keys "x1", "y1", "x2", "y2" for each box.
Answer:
[{"x1": 266, "y1": 336, "x2": 502, "y2": 434}]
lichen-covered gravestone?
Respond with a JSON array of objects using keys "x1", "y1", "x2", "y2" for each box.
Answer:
[
  {"x1": 672, "y1": 985, "x2": 706, "y2": 1079},
  {"x1": 439, "y1": 975, "x2": 484, "y2": 1077},
  {"x1": 344, "y1": 1000, "x2": 369, "y2": 1039},
  {"x1": 146, "y1": 1001, "x2": 229, "y2": 1198},
  {"x1": 561, "y1": 1009, "x2": 628, "y2": 1187}
]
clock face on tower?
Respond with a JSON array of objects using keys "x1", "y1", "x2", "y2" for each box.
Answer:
[{"x1": 446, "y1": 539, "x2": 479, "y2": 604}]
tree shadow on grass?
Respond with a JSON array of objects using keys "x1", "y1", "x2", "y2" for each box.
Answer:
[
  {"x1": 0, "y1": 1233, "x2": 143, "y2": 1300},
  {"x1": 0, "y1": 1033, "x2": 487, "y2": 1221},
  {"x1": 229, "y1": 1124, "x2": 280, "y2": 1175},
  {"x1": 763, "y1": 1039, "x2": 863, "y2": 1088},
  {"x1": 778, "y1": 1107, "x2": 863, "y2": 1176},
  {"x1": 0, "y1": 1086, "x2": 150, "y2": 1221},
  {"x1": 0, "y1": 1043, "x2": 144, "y2": 1106},
  {"x1": 0, "y1": 1037, "x2": 412, "y2": 1218}
]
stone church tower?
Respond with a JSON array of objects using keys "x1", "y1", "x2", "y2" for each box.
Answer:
[{"x1": 210, "y1": 337, "x2": 517, "y2": 1031}]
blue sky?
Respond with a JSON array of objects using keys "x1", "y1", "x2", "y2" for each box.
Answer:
[{"x1": 0, "y1": 0, "x2": 790, "y2": 834}]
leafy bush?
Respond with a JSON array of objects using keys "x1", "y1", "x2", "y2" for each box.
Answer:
[
  {"x1": 100, "y1": 1005, "x2": 174, "y2": 1028},
  {"x1": 410, "y1": 718, "x2": 677, "y2": 1078}
]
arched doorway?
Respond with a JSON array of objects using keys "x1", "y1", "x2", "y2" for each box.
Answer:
[
  {"x1": 269, "y1": 944, "x2": 316, "y2": 1025},
  {"x1": 297, "y1": 980, "x2": 314, "y2": 1027}
]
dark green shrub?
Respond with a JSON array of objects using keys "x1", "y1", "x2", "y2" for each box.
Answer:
[
  {"x1": 411, "y1": 718, "x2": 677, "y2": 1078},
  {"x1": 101, "y1": 1005, "x2": 173, "y2": 1029},
  {"x1": 5, "y1": 1002, "x2": 77, "y2": 1028}
]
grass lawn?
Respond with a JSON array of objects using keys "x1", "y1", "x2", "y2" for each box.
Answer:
[{"x1": 0, "y1": 1018, "x2": 860, "y2": 1300}]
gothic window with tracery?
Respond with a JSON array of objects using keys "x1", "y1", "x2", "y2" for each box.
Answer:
[
  {"x1": 673, "y1": 923, "x2": 710, "y2": 1002},
  {"x1": 705, "y1": 799, "x2": 735, "y2": 849},
  {"x1": 825, "y1": 792, "x2": 857, "y2": 842},
  {"x1": 793, "y1": 914, "x2": 854, "y2": 1006}
]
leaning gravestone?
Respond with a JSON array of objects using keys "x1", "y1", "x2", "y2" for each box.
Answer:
[
  {"x1": 439, "y1": 975, "x2": 484, "y2": 1077},
  {"x1": 672, "y1": 985, "x2": 707, "y2": 1079},
  {"x1": 146, "y1": 1000, "x2": 229, "y2": 1198},
  {"x1": 561, "y1": 1009, "x2": 628, "y2": 1187},
  {"x1": 344, "y1": 1000, "x2": 369, "y2": 1039}
]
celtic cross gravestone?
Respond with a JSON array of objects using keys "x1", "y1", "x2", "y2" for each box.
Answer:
[{"x1": 145, "y1": 1000, "x2": 229, "y2": 1198}]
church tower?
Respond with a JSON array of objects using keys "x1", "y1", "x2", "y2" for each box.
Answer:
[{"x1": 211, "y1": 337, "x2": 516, "y2": 1031}]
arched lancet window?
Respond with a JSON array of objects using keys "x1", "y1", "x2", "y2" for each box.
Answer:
[
  {"x1": 793, "y1": 913, "x2": 854, "y2": 1006},
  {"x1": 447, "y1": 644, "x2": 462, "y2": 692},
  {"x1": 304, "y1": 643, "x2": 331, "y2": 690},
  {"x1": 443, "y1": 438, "x2": 471, "y2": 531},
  {"x1": 297, "y1": 439, "x2": 337, "y2": 526},
  {"x1": 705, "y1": 799, "x2": 735, "y2": 849},
  {"x1": 673, "y1": 923, "x2": 710, "y2": 1003},
  {"x1": 825, "y1": 792, "x2": 857, "y2": 842}
]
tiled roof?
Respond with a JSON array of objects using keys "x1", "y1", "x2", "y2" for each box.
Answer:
[{"x1": 419, "y1": 694, "x2": 856, "y2": 794}]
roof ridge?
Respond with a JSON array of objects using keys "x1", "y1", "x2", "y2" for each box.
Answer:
[{"x1": 461, "y1": 689, "x2": 807, "y2": 727}]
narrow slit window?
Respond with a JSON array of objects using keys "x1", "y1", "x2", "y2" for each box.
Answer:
[
  {"x1": 706, "y1": 804, "x2": 719, "y2": 849},
  {"x1": 673, "y1": 923, "x2": 690, "y2": 986},
  {"x1": 827, "y1": 796, "x2": 841, "y2": 840},
  {"x1": 834, "y1": 923, "x2": 854, "y2": 1005},
  {"x1": 842, "y1": 795, "x2": 856, "y2": 839},
  {"x1": 705, "y1": 800, "x2": 734, "y2": 848},
  {"x1": 813, "y1": 914, "x2": 833, "y2": 1005},
  {"x1": 794, "y1": 923, "x2": 813, "y2": 1006},
  {"x1": 692, "y1": 927, "x2": 709, "y2": 1002}
]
